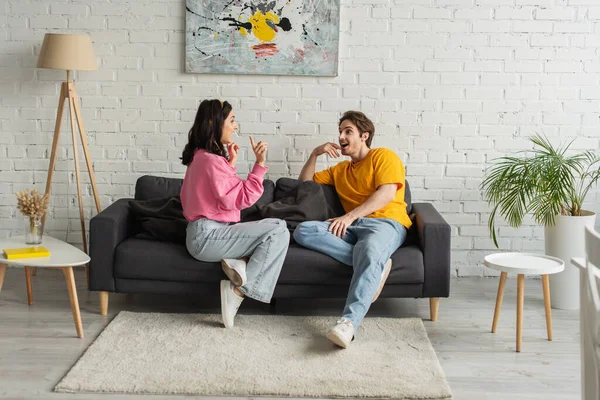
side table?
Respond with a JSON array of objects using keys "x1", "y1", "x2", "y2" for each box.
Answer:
[
  {"x1": 0, "y1": 235, "x2": 90, "y2": 338},
  {"x1": 484, "y1": 252, "x2": 565, "y2": 352}
]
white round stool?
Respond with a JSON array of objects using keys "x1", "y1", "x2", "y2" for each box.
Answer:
[{"x1": 484, "y1": 253, "x2": 565, "y2": 352}]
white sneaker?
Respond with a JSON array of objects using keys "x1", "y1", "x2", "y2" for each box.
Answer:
[
  {"x1": 221, "y1": 258, "x2": 247, "y2": 287},
  {"x1": 327, "y1": 318, "x2": 355, "y2": 349},
  {"x1": 220, "y1": 280, "x2": 244, "y2": 329},
  {"x1": 372, "y1": 259, "x2": 392, "y2": 303}
]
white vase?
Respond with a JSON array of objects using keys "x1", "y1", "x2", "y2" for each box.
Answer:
[{"x1": 544, "y1": 210, "x2": 597, "y2": 310}]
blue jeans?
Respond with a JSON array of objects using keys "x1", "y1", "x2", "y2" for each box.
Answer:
[
  {"x1": 186, "y1": 218, "x2": 290, "y2": 303},
  {"x1": 293, "y1": 218, "x2": 407, "y2": 332}
]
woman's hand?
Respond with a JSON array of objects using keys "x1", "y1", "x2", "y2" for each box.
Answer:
[
  {"x1": 227, "y1": 142, "x2": 240, "y2": 168},
  {"x1": 250, "y1": 136, "x2": 268, "y2": 166}
]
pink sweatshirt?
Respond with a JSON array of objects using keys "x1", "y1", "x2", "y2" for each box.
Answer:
[{"x1": 181, "y1": 149, "x2": 268, "y2": 223}]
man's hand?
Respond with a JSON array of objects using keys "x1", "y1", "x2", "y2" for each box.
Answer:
[
  {"x1": 227, "y1": 142, "x2": 240, "y2": 168},
  {"x1": 299, "y1": 142, "x2": 339, "y2": 182},
  {"x1": 313, "y1": 142, "x2": 341, "y2": 159},
  {"x1": 326, "y1": 213, "x2": 357, "y2": 238}
]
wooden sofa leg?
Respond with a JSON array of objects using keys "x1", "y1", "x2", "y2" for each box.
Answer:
[
  {"x1": 99, "y1": 291, "x2": 109, "y2": 316},
  {"x1": 430, "y1": 297, "x2": 439, "y2": 321}
]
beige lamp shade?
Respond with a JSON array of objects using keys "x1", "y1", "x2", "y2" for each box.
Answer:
[{"x1": 37, "y1": 33, "x2": 97, "y2": 71}]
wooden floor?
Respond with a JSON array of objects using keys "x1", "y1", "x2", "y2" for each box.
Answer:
[{"x1": 0, "y1": 268, "x2": 580, "y2": 400}]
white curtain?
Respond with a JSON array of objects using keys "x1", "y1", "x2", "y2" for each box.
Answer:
[{"x1": 581, "y1": 227, "x2": 600, "y2": 400}]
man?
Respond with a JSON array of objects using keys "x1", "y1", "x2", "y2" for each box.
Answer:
[{"x1": 293, "y1": 111, "x2": 412, "y2": 348}]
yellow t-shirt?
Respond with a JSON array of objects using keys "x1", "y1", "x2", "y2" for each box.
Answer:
[{"x1": 313, "y1": 148, "x2": 412, "y2": 229}]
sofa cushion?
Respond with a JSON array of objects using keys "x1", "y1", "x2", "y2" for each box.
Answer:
[
  {"x1": 135, "y1": 175, "x2": 183, "y2": 201},
  {"x1": 114, "y1": 238, "x2": 424, "y2": 285},
  {"x1": 404, "y1": 180, "x2": 412, "y2": 215},
  {"x1": 274, "y1": 244, "x2": 423, "y2": 285},
  {"x1": 114, "y1": 238, "x2": 222, "y2": 282},
  {"x1": 388, "y1": 243, "x2": 423, "y2": 283},
  {"x1": 275, "y1": 177, "x2": 412, "y2": 216}
]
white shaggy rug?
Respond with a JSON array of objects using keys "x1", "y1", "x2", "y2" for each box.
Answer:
[{"x1": 55, "y1": 312, "x2": 451, "y2": 399}]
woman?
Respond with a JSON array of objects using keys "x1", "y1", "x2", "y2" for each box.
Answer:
[{"x1": 180, "y1": 99, "x2": 289, "y2": 329}]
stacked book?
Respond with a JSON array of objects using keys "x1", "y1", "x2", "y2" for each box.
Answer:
[{"x1": 2, "y1": 247, "x2": 50, "y2": 259}]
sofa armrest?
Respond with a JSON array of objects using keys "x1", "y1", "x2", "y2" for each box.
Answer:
[
  {"x1": 412, "y1": 203, "x2": 451, "y2": 298},
  {"x1": 89, "y1": 198, "x2": 136, "y2": 292}
]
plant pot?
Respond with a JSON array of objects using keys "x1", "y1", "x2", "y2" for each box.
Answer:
[{"x1": 544, "y1": 210, "x2": 597, "y2": 310}]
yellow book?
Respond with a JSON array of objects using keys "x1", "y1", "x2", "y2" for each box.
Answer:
[{"x1": 2, "y1": 246, "x2": 50, "y2": 260}]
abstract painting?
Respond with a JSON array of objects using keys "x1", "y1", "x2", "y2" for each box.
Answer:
[{"x1": 185, "y1": 0, "x2": 340, "y2": 76}]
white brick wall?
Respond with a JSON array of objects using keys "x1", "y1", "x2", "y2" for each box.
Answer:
[{"x1": 1, "y1": 0, "x2": 600, "y2": 276}]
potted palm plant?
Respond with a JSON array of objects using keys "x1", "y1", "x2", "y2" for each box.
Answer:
[{"x1": 481, "y1": 134, "x2": 600, "y2": 310}]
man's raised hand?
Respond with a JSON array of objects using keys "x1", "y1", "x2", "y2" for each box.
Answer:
[{"x1": 312, "y1": 142, "x2": 341, "y2": 159}]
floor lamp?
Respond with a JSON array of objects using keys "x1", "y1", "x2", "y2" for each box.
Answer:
[{"x1": 35, "y1": 34, "x2": 102, "y2": 280}]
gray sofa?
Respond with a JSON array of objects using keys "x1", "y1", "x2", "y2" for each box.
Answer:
[{"x1": 89, "y1": 175, "x2": 451, "y2": 319}]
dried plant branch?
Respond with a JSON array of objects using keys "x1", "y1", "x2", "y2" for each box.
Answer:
[{"x1": 16, "y1": 189, "x2": 50, "y2": 218}]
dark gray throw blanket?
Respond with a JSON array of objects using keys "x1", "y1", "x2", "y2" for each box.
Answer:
[
  {"x1": 258, "y1": 180, "x2": 335, "y2": 232},
  {"x1": 129, "y1": 196, "x2": 188, "y2": 244},
  {"x1": 129, "y1": 181, "x2": 333, "y2": 244}
]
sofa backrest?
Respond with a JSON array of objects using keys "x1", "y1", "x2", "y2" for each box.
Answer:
[
  {"x1": 133, "y1": 174, "x2": 411, "y2": 217},
  {"x1": 274, "y1": 177, "x2": 412, "y2": 217},
  {"x1": 135, "y1": 175, "x2": 183, "y2": 200},
  {"x1": 134, "y1": 175, "x2": 276, "y2": 204}
]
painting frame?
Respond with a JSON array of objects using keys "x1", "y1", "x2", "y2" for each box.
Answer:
[{"x1": 185, "y1": 0, "x2": 341, "y2": 77}]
